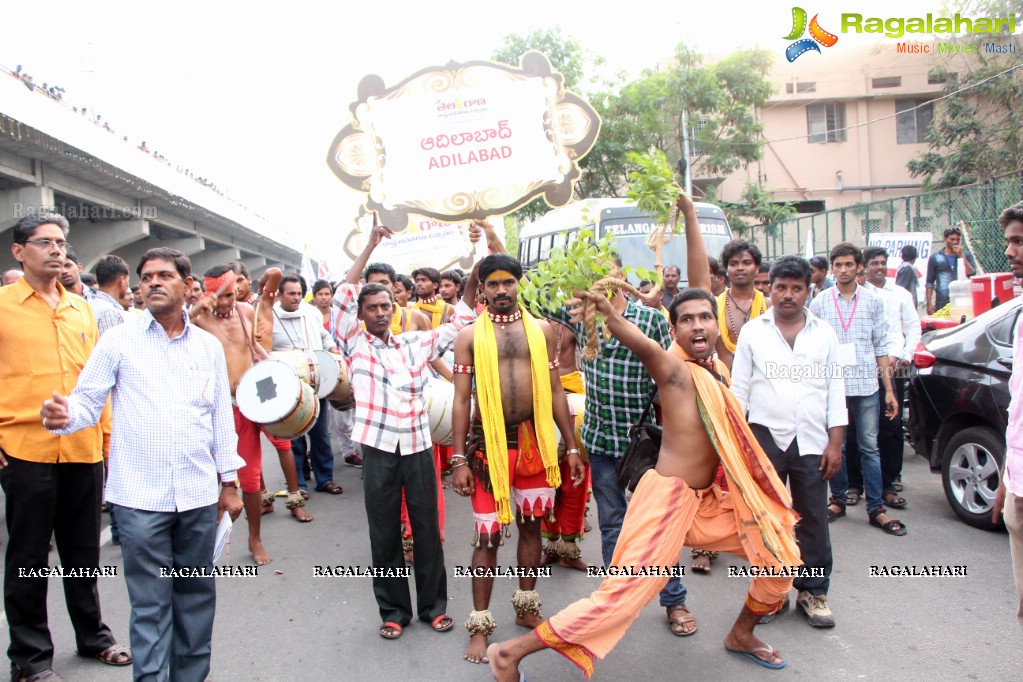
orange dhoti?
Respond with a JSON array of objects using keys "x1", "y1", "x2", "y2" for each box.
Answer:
[{"x1": 535, "y1": 469, "x2": 796, "y2": 679}]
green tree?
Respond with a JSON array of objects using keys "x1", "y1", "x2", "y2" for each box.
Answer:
[
  {"x1": 718, "y1": 181, "x2": 797, "y2": 240},
  {"x1": 491, "y1": 27, "x2": 607, "y2": 221},
  {"x1": 581, "y1": 44, "x2": 775, "y2": 201},
  {"x1": 907, "y1": 0, "x2": 1022, "y2": 188}
]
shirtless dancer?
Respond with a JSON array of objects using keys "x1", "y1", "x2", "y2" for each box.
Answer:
[
  {"x1": 190, "y1": 265, "x2": 312, "y2": 567},
  {"x1": 452, "y1": 253, "x2": 585, "y2": 665},
  {"x1": 488, "y1": 194, "x2": 801, "y2": 679},
  {"x1": 230, "y1": 260, "x2": 315, "y2": 514}
]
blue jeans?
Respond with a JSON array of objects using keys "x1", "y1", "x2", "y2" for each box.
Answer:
[
  {"x1": 829, "y1": 393, "x2": 884, "y2": 513},
  {"x1": 589, "y1": 452, "x2": 687, "y2": 608},
  {"x1": 292, "y1": 398, "x2": 335, "y2": 491},
  {"x1": 115, "y1": 503, "x2": 217, "y2": 682}
]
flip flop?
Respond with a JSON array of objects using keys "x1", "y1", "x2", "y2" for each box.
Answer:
[
  {"x1": 667, "y1": 606, "x2": 697, "y2": 636},
  {"x1": 431, "y1": 614, "x2": 454, "y2": 632},
  {"x1": 846, "y1": 490, "x2": 860, "y2": 506},
  {"x1": 726, "y1": 644, "x2": 787, "y2": 669},
  {"x1": 320, "y1": 483, "x2": 343, "y2": 495},
  {"x1": 379, "y1": 621, "x2": 403, "y2": 639}
]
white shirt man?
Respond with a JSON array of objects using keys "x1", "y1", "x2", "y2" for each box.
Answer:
[
  {"x1": 731, "y1": 256, "x2": 847, "y2": 628},
  {"x1": 863, "y1": 247, "x2": 921, "y2": 506}
]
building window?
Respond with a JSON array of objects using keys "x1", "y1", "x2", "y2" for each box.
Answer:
[
  {"x1": 806, "y1": 103, "x2": 847, "y2": 143},
  {"x1": 872, "y1": 76, "x2": 902, "y2": 88},
  {"x1": 928, "y1": 72, "x2": 955, "y2": 85},
  {"x1": 690, "y1": 117, "x2": 710, "y2": 157},
  {"x1": 785, "y1": 81, "x2": 817, "y2": 94},
  {"x1": 896, "y1": 99, "x2": 933, "y2": 144}
]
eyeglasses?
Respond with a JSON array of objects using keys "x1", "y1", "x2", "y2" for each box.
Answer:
[{"x1": 21, "y1": 239, "x2": 71, "y2": 252}]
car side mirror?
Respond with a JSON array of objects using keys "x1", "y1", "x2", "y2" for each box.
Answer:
[{"x1": 997, "y1": 357, "x2": 1014, "y2": 369}]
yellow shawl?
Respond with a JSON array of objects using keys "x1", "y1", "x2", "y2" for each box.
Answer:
[
  {"x1": 412, "y1": 298, "x2": 450, "y2": 329},
  {"x1": 669, "y1": 342, "x2": 801, "y2": 567},
  {"x1": 475, "y1": 304, "x2": 561, "y2": 524},
  {"x1": 716, "y1": 289, "x2": 768, "y2": 352}
]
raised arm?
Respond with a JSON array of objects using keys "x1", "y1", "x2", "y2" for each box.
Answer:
[
  {"x1": 568, "y1": 290, "x2": 677, "y2": 387},
  {"x1": 678, "y1": 192, "x2": 711, "y2": 293},
  {"x1": 346, "y1": 221, "x2": 393, "y2": 285},
  {"x1": 472, "y1": 218, "x2": 505, "y2": 254}
]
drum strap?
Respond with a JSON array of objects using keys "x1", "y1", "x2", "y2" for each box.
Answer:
[
  {"x1": 236, "y1": 305, "x2": 263, "y2": 361},
  {"x1": 401, "y1": 307, "x2": 408, "y2": 333},
  {"x1": 273, "y1": 308, "x2": 304, "y2": 349}
]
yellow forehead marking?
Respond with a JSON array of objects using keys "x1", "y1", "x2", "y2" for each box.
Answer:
[{"x1": 486, "y1": 270, "x2": 515, "y2": 283}]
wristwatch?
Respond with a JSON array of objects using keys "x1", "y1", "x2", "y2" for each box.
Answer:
[{"x1": 221, "y1": 481, "x2": 238, "y2": 489}]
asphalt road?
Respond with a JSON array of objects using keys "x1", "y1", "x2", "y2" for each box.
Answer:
[{"x1": 2, "y1": 440, "x2": 1021, "y2": 682}]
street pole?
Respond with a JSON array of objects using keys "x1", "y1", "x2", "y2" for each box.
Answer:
[{"x1": 680, "y1": 108, "x2": 693, "y2": 197}]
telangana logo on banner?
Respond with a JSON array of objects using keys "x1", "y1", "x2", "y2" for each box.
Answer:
[{"x1": 327, "y1": 51, "x2": 601, "y2": 234}]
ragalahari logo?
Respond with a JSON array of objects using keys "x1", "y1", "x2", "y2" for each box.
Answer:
[{"x1": 784, "y1": 7, "x2": 839, "y2": 62}]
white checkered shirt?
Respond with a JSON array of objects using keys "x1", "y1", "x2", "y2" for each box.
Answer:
[
  {"x1": 333, "y1": 283, "x2": 474, "y2": 455},
  {"x1": 89, "y1": 290, "x2": 130, "y2": 336},
  {"x1": 54, "y1": 310, "x2": 243, "y2": 512},
  {"x1": 809, "y1": 284, "x2": 888, "y2": 397}
]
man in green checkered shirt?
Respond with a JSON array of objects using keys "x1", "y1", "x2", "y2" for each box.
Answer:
[{"x1": 553, "y1": 260, "x2": 696, "y2": 636}]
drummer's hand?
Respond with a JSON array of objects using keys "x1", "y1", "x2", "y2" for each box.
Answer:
[
  {"x1": 218, "y1": 485, "x2": 243, "y2": 522},
  {"x1": 452, "y1": 463, "x2": 475, "y2": 497},
  {"x1": 189, "y1": 291, "x2": 216, "y2": 319},
  {"x1": 258, "y1": 267, "x2": 283, "y2": 300},
  {"x1": 567, "y1": 452, "x2": 585, "y2": 488}
]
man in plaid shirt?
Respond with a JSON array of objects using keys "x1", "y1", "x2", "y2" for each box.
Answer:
[
  {"x1": 809, "y1": 242, "x2": 902, "y2": 536},
  {"x1": 333, "y1": 222, "x2": 481, "y2": 640},
  {"x1": 553, "y1": 256, "x2": 696, "y2": 637}
]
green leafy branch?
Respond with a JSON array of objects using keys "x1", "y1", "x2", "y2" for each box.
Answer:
[{"x1": 625, "y1": 148, "x2": 682, "y2": 228}]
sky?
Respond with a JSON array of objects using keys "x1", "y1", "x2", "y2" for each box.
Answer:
[{"x1": 0, "y1": 0, "x2": 971, "y2": 269}]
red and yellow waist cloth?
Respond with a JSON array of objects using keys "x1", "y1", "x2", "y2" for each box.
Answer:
[{"x1": 534, "y1": 342, "x2": 800, "y2": 679}]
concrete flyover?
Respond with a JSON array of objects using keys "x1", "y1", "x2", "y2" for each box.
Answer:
[{"x1": 0, "y1": 73, "x2": 301, "y2": 283}]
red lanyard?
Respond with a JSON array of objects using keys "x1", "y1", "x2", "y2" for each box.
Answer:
[{"x1": 832, "y1": 288, "x2": 858, "y2": 334}]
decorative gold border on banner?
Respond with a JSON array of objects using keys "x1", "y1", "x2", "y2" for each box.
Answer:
[{"x1": 326, "y1": 51, "x2": 601, "y2": 229}]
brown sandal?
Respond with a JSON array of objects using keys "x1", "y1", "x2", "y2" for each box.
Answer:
[{"x1": 667, "y1": 606, "x2": 697, "y2": 636}]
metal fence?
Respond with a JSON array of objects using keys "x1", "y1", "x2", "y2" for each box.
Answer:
[{"x1": 757, "y1": 172, "x2": 1023, "y2": 274}]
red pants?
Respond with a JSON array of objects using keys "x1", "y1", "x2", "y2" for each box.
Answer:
[
  {"x1": 232, "y1": 405, "x2": 264, "y2": 494},
  {"x1": 542, "y1": 459, "x2": 591, "y2": 542}
]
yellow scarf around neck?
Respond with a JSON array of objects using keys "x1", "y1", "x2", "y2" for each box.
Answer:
[
  {"x1": 414, "y1": 298, "x2": 449, "y2": 329},
  {"x1": 475, "y1": 303, "x2": 561, "y2": 524},
  {"x1": 669, "y1": 342, "x2": 801, "y2": 567},
  {"x1": 716, "y1": 289, "x2": 768, "y2": 353}
]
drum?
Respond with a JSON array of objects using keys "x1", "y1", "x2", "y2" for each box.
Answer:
[
  {"x1": 313, "y1": 349, "x2": 353, "y2": 402},
  {"x1": 271, "y1": 349, "x2": 319, "y2": 393},
  {"x1": 237, "y1": 360, "x2": 320, "y2": 440},
  {"x1": 425, "y1": 380, "x2": 455, "y2": 446}
]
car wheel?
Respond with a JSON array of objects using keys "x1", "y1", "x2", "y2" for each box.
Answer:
[{"x1": 941, "y1": 426, "x2": 1005, "y2": 530}]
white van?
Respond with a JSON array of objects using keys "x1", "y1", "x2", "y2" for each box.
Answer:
[{"x1": 518, "y1": 198, "x2": 733, "y2": 286}]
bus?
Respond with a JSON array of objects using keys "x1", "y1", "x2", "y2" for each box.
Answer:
[{"x1": 517, "y1": 198, "x2": 734, "y2": 287}]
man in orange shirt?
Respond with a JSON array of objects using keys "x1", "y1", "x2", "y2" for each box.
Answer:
[{"x1": 0, "y1": 212, "x2": 129, "y2": 681}]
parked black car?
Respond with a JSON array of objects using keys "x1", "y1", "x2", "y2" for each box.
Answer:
[{"x1": 907, "y1": 297, "x2": 1020, "y2": 530}]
